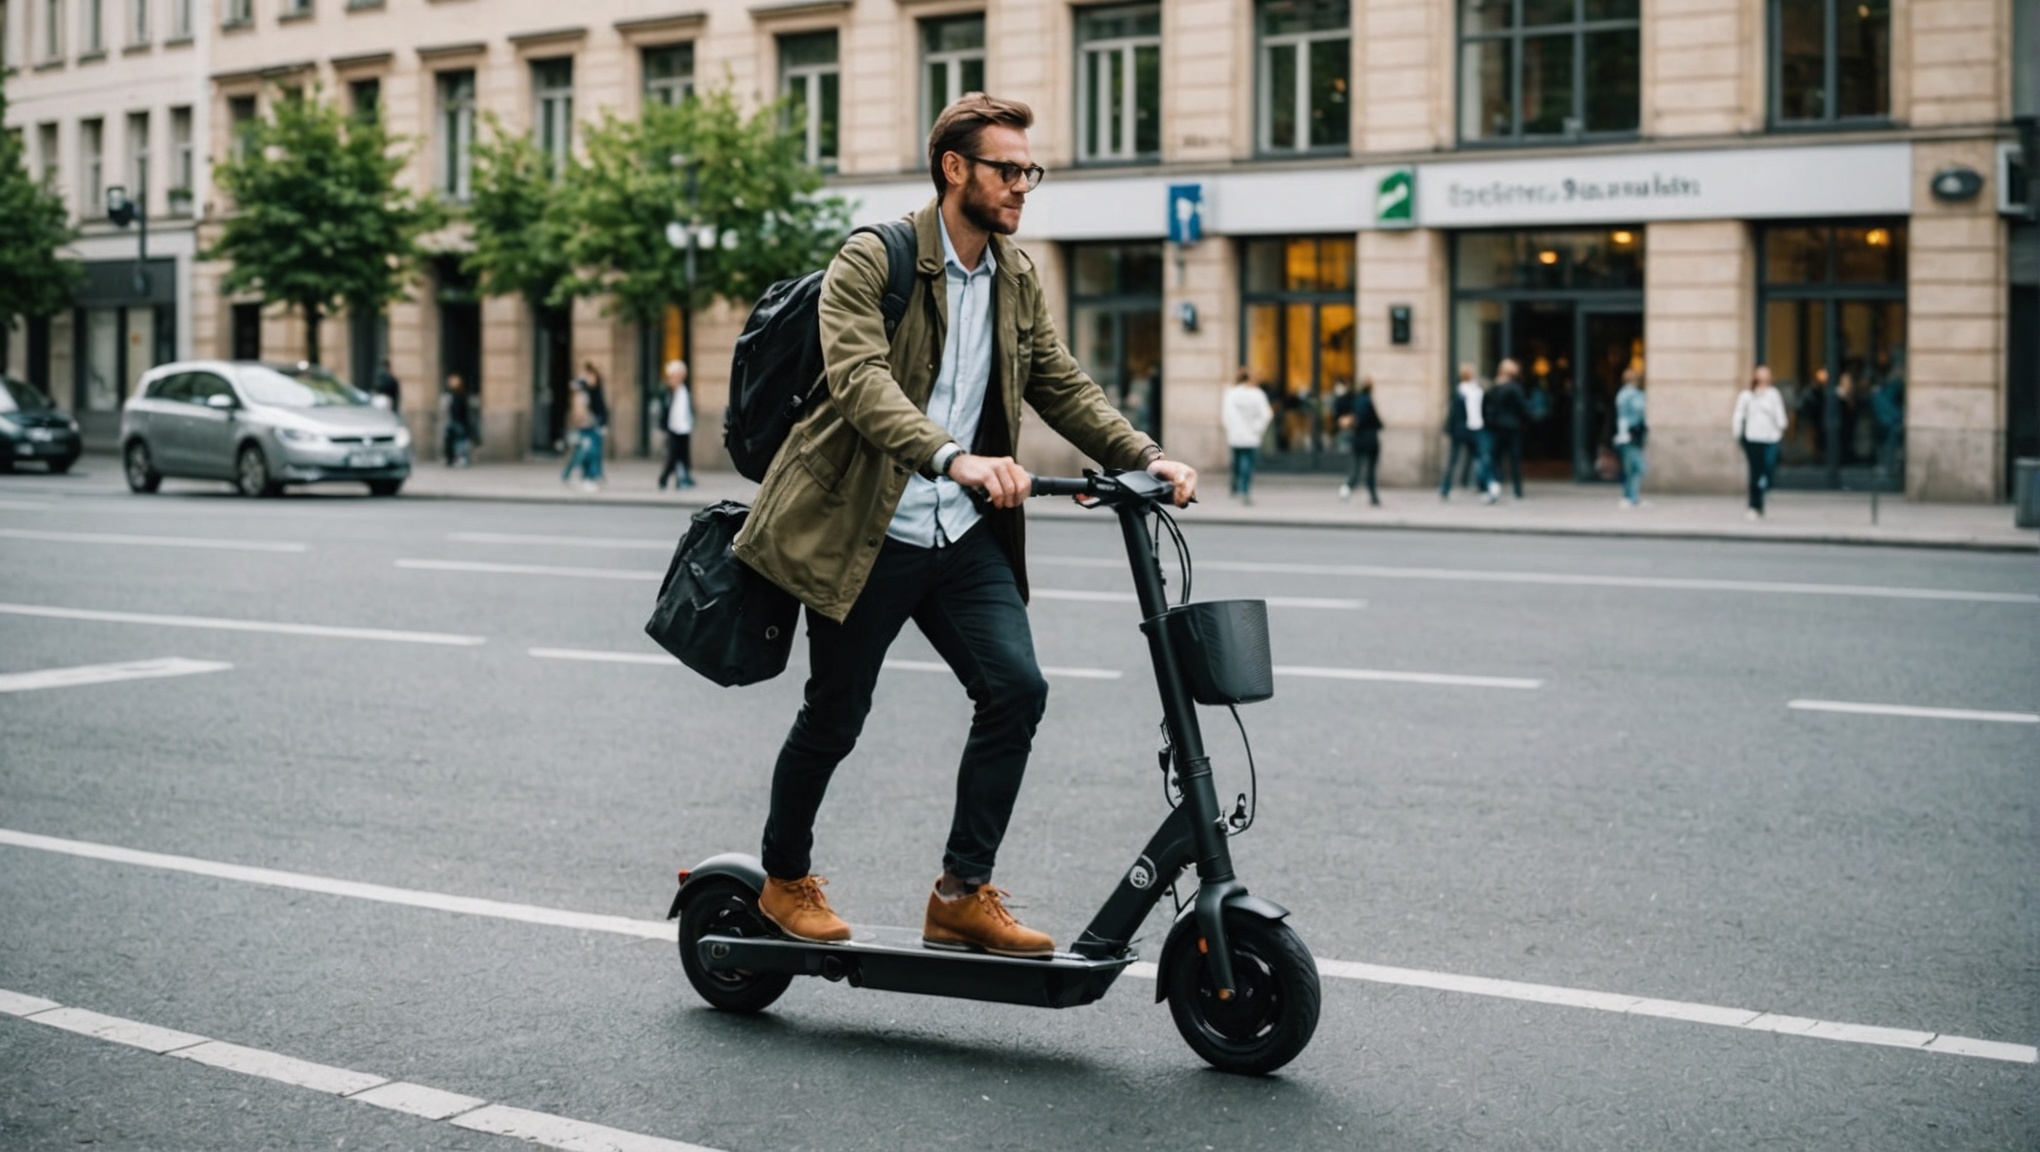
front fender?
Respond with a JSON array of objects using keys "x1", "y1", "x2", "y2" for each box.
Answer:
[
  {"x1": 665, "y1": 852, "x2": 767, "y2": 920},
  {"x1": 1153, "y1": 890, "x2": 1291, "y2": 1002}
]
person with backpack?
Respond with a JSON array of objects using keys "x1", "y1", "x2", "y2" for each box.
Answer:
[{"x1": 731, "y1": 93, "x2": 1196, "y2": 957}]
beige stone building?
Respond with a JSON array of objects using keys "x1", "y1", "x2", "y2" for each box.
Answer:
[{"x1": 6, "y1": 0, "x2": 2036, "y2": 500}]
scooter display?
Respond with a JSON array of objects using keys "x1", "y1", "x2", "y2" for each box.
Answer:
[{"x1": 667, "y1": 468, "x2": 1320, "y2": 1075}]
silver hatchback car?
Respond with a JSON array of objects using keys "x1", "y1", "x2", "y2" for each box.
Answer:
[{"x1": 121, "y1": 361, "x2": 413, "y2": 497}]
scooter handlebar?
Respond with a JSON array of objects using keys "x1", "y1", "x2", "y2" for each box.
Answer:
[
  {"x1": 1028, "y1": 469, "x2": 1174, "y2": 506},
  {"x1": 1028, "y1": 475, "x2": 1096, "y2": 498}
]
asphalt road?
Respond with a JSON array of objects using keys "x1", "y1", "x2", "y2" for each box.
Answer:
[{"x1": 1, "y1": 470, "x2": 2035, "y2": 1151}]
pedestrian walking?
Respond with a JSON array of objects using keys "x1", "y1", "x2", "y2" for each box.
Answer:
[
  {"x1": 374, "y1": 358, "x2": 401, "y2": 416},
  {"x1": 1732, "y1": 365, "x2": 1789, "y2": 519},
  {"x1": 1439, "y1": 363, "x2": 1488, "y2": 499},
  {"x1": 1485, "y1": 358, "x2": 1529, "y2": 501},
  {"x1": 560, "y1": 376, "x2": 603, "y2": 491},
  {"x1": 1613, "y1": 368, "x2": 1648, "y2": 509},
  {"x1": 1336, "y1": 376, "x2": 1383, "y2": 505},
  {"x1": 731, "y1": 92, "x2": 1195, "y2": 954},
  {"x1": 657, "y1": 359, "x2": 696, "y2": 490},
  {"x1": 439, "y1": 374, "x2": 472, "y2": 467},
  {"x1": 1222, "y1": 367, "x2": 1275, "y2": 504}
]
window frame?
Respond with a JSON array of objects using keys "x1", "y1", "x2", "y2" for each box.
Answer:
[
  {"x1": 126, "y1": 0, "x2": 146, "y2": 45},
  {"x1": 642, "y1": 41, "x2": 695, "y2": 108},
  {"x1": 80, "y1": 0, "x2": 100, "y2": 53},
  {"x1": 437, "y1": 69, "x2": 476, "y2": 201},
  {"x1": 169, "y1": 0, "x2": 188, "y2": 38},
  {"x1": 1767, "y1": 0, "x2": 1892, "y2": 129},
  {"x1": 531, "y1": 57, "x2": 574, "y2": 174},
  {"x1": 169, "y1": 105, "x2": 192, "y2": 206},
  {"x1": 221, "y1": 0, "x2": 248, "y2": 27},
  {"x1": 922, "y1": 13, "x2": 986, "y2": 134},
  {"x1": 1256, "y1": 0, "x2": 1351, "y2": 157},
  {"x1": 41, "y1": 0, "x2": 62, "y2": 62},
  {"x1": 778, "y1": 30, "x2": 840, "y2": 171},
  {"x1": 1074, "y1": 3, "x2": 1160, "y2": 165},
  {"x1": 125, "y1": 110, "x2": 148, "y2": 205},
  {"x1": 1455, "y1": 0, "x2": 1642, "y2": 147},
  {"x1": 80, "y1": 117, "x2": 104, "y2": 217}
]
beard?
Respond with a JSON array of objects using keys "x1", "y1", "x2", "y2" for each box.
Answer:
[{"x1": 960, "y1": 178, "x2": 1020, "y2": 236}]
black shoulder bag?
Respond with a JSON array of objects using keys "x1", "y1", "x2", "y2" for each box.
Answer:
[{"x1": 645, "y1": 501, "x2": 799, "y2": 687}]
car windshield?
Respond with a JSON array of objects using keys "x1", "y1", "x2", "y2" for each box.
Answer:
[
  {"x1": 0, "y1": 378, "x2": 56, "y2": 414},
  {"x1": 236, "y1": 364, "x2": 370, "y2": 408}
]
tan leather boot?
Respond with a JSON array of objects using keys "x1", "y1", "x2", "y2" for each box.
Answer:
[
  {"x1": 758, "y1": 875, "x2": 851, "y2": 943},
  {"x1": 922, "y1": 882, "x2": 1054, "y2": 957}
]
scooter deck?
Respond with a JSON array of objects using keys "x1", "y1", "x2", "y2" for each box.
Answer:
[{"x1": 697, "y1": 924, "x2": 1138, "y2": 1009}]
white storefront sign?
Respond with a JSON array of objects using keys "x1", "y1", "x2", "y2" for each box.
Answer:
[{"x1": 1416, "y1": 142, "x2": 1913, "y2": 228}]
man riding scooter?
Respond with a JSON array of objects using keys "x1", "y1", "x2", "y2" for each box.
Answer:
[{"x1": 732, "y1": 92, "x2": 1197, "y2": 957}]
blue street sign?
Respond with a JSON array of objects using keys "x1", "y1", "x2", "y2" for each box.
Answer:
[{"x1": 1168, "y1": 184, "x2": 1203, "y2": 245}]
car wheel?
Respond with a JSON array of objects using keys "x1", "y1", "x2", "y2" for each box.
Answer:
[
  {"x1": 236, "y1": 444, "x2": 280, "y2": 497},
  {"x1": 48, "y1": 458, "x2": 74, "y2": 475},
  {"x1": 366, "y1": 479, "x2": 403, "y2": 497},
  {"x1": 124, "y1": 441, "x2": 162, "y2": 493}
]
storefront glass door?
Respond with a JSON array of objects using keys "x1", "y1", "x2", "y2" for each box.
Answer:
[
  {"x1": 1069, "y1": 243, "x2": 1165, "y2": 439},
  {"x1": 1241, "y1": 236, "x2": 1356, "y2": 470}
]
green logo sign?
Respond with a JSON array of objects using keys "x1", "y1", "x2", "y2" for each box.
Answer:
[{"x1": 1376, "y1": 168, "x2": 1414, "y2": 228}]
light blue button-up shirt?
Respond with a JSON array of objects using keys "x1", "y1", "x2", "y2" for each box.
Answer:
[{"x1": 886, "y1": 218, "x2": 996, "y2": 548}]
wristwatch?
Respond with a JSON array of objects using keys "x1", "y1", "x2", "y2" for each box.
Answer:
[
  {"x1": 1138, "y1": 444, "x2": 1166, "y2": 467},
  {"x1": 927, "y1": 441, "x2": 965, "y2": 480}
]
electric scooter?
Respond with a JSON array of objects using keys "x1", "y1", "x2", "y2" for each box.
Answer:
[{"x1": 667, "y1": 469, "x2": 1320, "y2": 1075}]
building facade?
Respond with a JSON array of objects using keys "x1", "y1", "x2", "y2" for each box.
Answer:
[{"x1": 5, "y1": 0, "x2": 2035, "y2": 499}]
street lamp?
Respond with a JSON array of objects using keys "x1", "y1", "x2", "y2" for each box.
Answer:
[{"x1": 104, "y1": 182, "x2": 150, "y2": 298}]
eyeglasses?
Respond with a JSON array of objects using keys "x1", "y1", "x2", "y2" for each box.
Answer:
[{"x1": 960, "y1": 154, "x2": 1046, "y2": 191}]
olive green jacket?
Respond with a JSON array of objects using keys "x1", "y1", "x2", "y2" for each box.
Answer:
[{"x1": 734, "y1": 199, "x2": 1156, "y2": 623}]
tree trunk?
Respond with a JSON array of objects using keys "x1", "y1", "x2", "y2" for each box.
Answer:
[{"x1": 304, "y1": 305, "x2": 322, "y2": 366}]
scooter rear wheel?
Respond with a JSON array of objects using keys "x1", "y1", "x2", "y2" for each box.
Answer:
[
  {"x1": 1164, "y1": 911, "x2": 1320, "y2": 1075},
  {"x1": 677, "y1": 878, "x2": 794, "y2": 1013}
]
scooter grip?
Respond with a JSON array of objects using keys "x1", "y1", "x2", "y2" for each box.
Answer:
[{"x1": 1029, "y1": 476, "x2": 1093, "y2": 498}]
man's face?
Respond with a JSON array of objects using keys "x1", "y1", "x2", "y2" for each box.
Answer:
[{"x1": 953, "y1": 124, "x2": 1032, "y2": 236}]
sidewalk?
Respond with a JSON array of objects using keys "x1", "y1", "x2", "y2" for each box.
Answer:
[{"x1": 401, "y1": 455, "x2": 2036, "y2": 552}]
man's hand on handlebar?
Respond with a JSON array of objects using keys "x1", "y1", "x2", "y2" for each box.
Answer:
[
  {"x1": 1147, "y1": 458, "x2": 1197, "y2": 507},
  {"x1": 948, "y1": 453, "x2": 1032, "y2": 509}
]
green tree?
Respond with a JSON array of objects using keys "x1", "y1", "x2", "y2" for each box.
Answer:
[
  {"x1": 551, "y1": 86, "x2": 852, "y2": 325},
  {"x1": 461, "y1": 114, "x2": 570, "y2": 305},
  {"x1": 205, "y1": 89, "x2": 445, "y2": 363},
  {"x1": 0, "y1": 78, "x2": 83, "y2": 333}
]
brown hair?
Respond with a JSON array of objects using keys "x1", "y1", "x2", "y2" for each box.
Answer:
[{"x1": 927, "y1": 93, "x2": 1035, "y2": 198}]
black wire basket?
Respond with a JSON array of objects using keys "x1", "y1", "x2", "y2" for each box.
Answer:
[{"x1": 1149, "y1": 599, "x2": 1274, "y2": 706}]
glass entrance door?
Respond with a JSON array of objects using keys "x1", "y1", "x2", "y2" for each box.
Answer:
[{"x1": 1241, "y1": 236, "x2": 1356, "y2": 471}]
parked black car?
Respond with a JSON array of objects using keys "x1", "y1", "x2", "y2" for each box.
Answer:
[{"x1": 0, "y1": 377, "x2": 82, "y2": 474}]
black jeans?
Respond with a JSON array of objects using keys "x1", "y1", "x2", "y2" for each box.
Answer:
[
  {"x1": 1742, "y1": 439, "x2": 1780, "y2": 511},
  {"x1": 761, "y1": 527, "x2": 1049, "y2": 884},
  {"x1": 657, "y1": 430, "x2": 692, "y2": 487},
  {"x1": 1490, "y1": 429, "x2": 1525, "y2": 497},
  {"x1": 1345, "y1": 445, "x2": 1379, "y2": 502}
]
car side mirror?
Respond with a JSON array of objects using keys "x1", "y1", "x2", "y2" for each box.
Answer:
[{"x1": 205, "y1": 393, "x2": 237, "y2": 410}]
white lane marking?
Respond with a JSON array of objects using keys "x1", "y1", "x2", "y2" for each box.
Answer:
[
  {"x1": 0, "y1": 657, "x2": 233, "y2": 694},
  {"x1": 0, "y1": 527, "x2": 308, "y2": 552},
  {"x1": 4, "y1": 829, "x2": 2031, "y2": 1066},
  {"x1": 0, "y1": 603, "x2": 486, "y2": 647},
  {"x1": 0, "y1": 828, "x2": 669, "y2": 941},
  {"x1": 1275, "y1": 665, "x2": 1543, "y2": 690},
  {"x1": 450, "y1": 532, "x2": 671, "y2": 551},
  {"x1": 396, "y1": 558, "x2": 660, "y2": 581},
  {"x1": 452, "y1": 1104, "x2": 721, "y2": 1152},
  {"x1": 1788, "y1": 699, "x2": 2040, "y2": 724},
  {"x1": 531, "y1": 647, "x2": 671, "y2": 665},
  {"x1": 1032, "y1": 554, "x2": 2040, "y2": 605},
  {"x1": 0, "y1": 499, "x2": 54, "y2": 510},
  {"x1": 884, "y1": 658, "x2": 1122, "y2": 681},
  {"x1": 3, "y1": 991, "x2": 726, "y2": 1152},
  {"x1": 172, "y1": 1040, "x2": 388, "y2": 1095},
  {"x1": 1031, "y1": 588, "x2": 1364, "y2": 610}
]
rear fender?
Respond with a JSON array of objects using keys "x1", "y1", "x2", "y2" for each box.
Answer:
[
  {"x1": 1152, "y1": 890, "x2": 1291, "y2": 1002},
  {"x1": 665, "y1": 852, "x2": 767, "y2": 920}
]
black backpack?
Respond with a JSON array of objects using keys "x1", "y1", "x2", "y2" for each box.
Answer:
[{"x1": 723, "y1": 219, "x2": 918, "y2": 482}]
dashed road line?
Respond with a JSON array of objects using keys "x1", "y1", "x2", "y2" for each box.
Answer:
[
  {"x1": 396, "y1": 558, "x2": 659, "y2": 581},
  {"x1": 1275, "y1": 665, "x2": 1543, "y2": 690},
  {"x1": 0, "y1": 657, "x2": 234, "y2": 694},
  {"x1": 1788, "y1": 699, "x2": 2039, "y2": 724},
  {"x1": 1, "y1": 991, "x2": 723, "y2": 1152},
  {"x1": 0, "y1": 527, "x2": 308, "y2": 552},
  {"x1": 0, "y1": 603, "x2": 486, "y2": 646},
  {"x1": 528, "y1": 647, "x2": 1123, "y2": 680},
  {"x1": 3, "y1": 827, "x2": 2030, "y2": 1065},
  {"x1": 0, "y1": 499, "x2": 54, "y2": 511},
  {"x1": 450, "y1": 531, "x2": 671, "y2": 551}
]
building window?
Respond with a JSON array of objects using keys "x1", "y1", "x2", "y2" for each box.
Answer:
[
  {"x1": 643, "y1": 42, "x2": 694, "y2": 107},
  {"x1": 227, "y1": 93, "x2": 255, "y2": 159},
  {"x1": 80, "y1": 0, "x2": 99, "y2": 52},
  {"x1": 348, "y1": 78, "x2": 379, "y2": 121},
  {"x1": 437, "y1": 70, "x2": 475, "y2": 200},
  {"x1": 1075, "y1": 5, "x2": 1159, "y2": 163},
  {"x1": 281, "y1": 0, "x2": 309, "y2": 16},
  {"x1": 1241, "y1": 236, "x2": 1357, "y2": 464},
  {"x1": 38, "y1": 122, "x2": 60, "y2": 185},
  {"x1": 1069, "y1": 243, "x2": 1164, "y2": 437},
  {"x1": 222, "y1": 0, "x2": 247, "y2": 26},
  {"x1": 532, "y1": 58, "x2": 573, "y2": 173},
  {"x1": 170, "y1": 0, "x2": 188, "y2": 37},
  {"x1": 169, "y1": 106, "x2": 192, "y2": 211},
  {"x1": 41, "y1": 0, "x2": 61, "y2": 60},
  {"x1": 922, "y1": 14, "x2": 984, "y2": 132},
  {"x1": 127, "y1": 0, "x2": 145, "y2": 44},
  {"x1": 1459, "y1": 0, "x2": 1639, "y2": 143},
  {"x1": 1759, "y1": 222, "x2": 1907, "y2": 487},
  {"x1": 779, "y1": 31, "x2": 838, "y2": 170},
  {"x1": 1771, "y1": 0, "x2": 1890, "y2": 125},
  {"x1": 1258, "y1": 0, "x2": 1349, "y2": 155},
  {"x1": 126, "y1": 110, "x2": 148, "y2": 204},
  {"x1": 81, "y1": 118, "x2": 103, "y2": 216}
]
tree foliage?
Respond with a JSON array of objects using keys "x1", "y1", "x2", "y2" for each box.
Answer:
[
  {"x1": 550, "y1": 87, "x2": 852, "y2": 324},
  {"x1": 461, "y1": 114, "x2": 570, "y2": 304},
  {"x1": 204, "y1": 90, "x2": 445, "y2": 361},
  {"x1": 0, "y1": 77, "x2": 82, "y2": 329}
]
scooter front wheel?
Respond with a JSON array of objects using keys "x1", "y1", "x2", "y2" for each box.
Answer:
[
  {"x1": 677, "y1": 878, "x2": 794, "y2": 1013},
  {"x1": 1164, "y1": 911, "x2": 1320, "y2": 1075}
]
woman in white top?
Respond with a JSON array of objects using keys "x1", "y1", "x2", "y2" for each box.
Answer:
[
  {"x1": 1221, "y1": 367, "x2": 1276, "y2": 504},
  {"x1": 657, "y1": 359, "x2": 695, "y2": 490},
  {"x1": 1731, "y1": 365, "x2": 1790, "y2": 519}
]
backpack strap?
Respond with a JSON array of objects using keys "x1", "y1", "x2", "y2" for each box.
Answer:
[{"x1": 850, "y1": 219, "x2": 919, "y2": 339}]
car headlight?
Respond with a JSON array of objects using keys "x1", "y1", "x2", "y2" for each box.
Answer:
[
  {"x1": 393, "y1": 427, "x2": 412, "y2": 449},
  {"x1": 0, "y1": 415, "x2": 18, "y2": 437},
  {"x1": 276, "y1": 427, "x2": 325, "y2": 443},
  {"x1": 66, "y1": 419, "x2": 79, "y2": 433}
]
